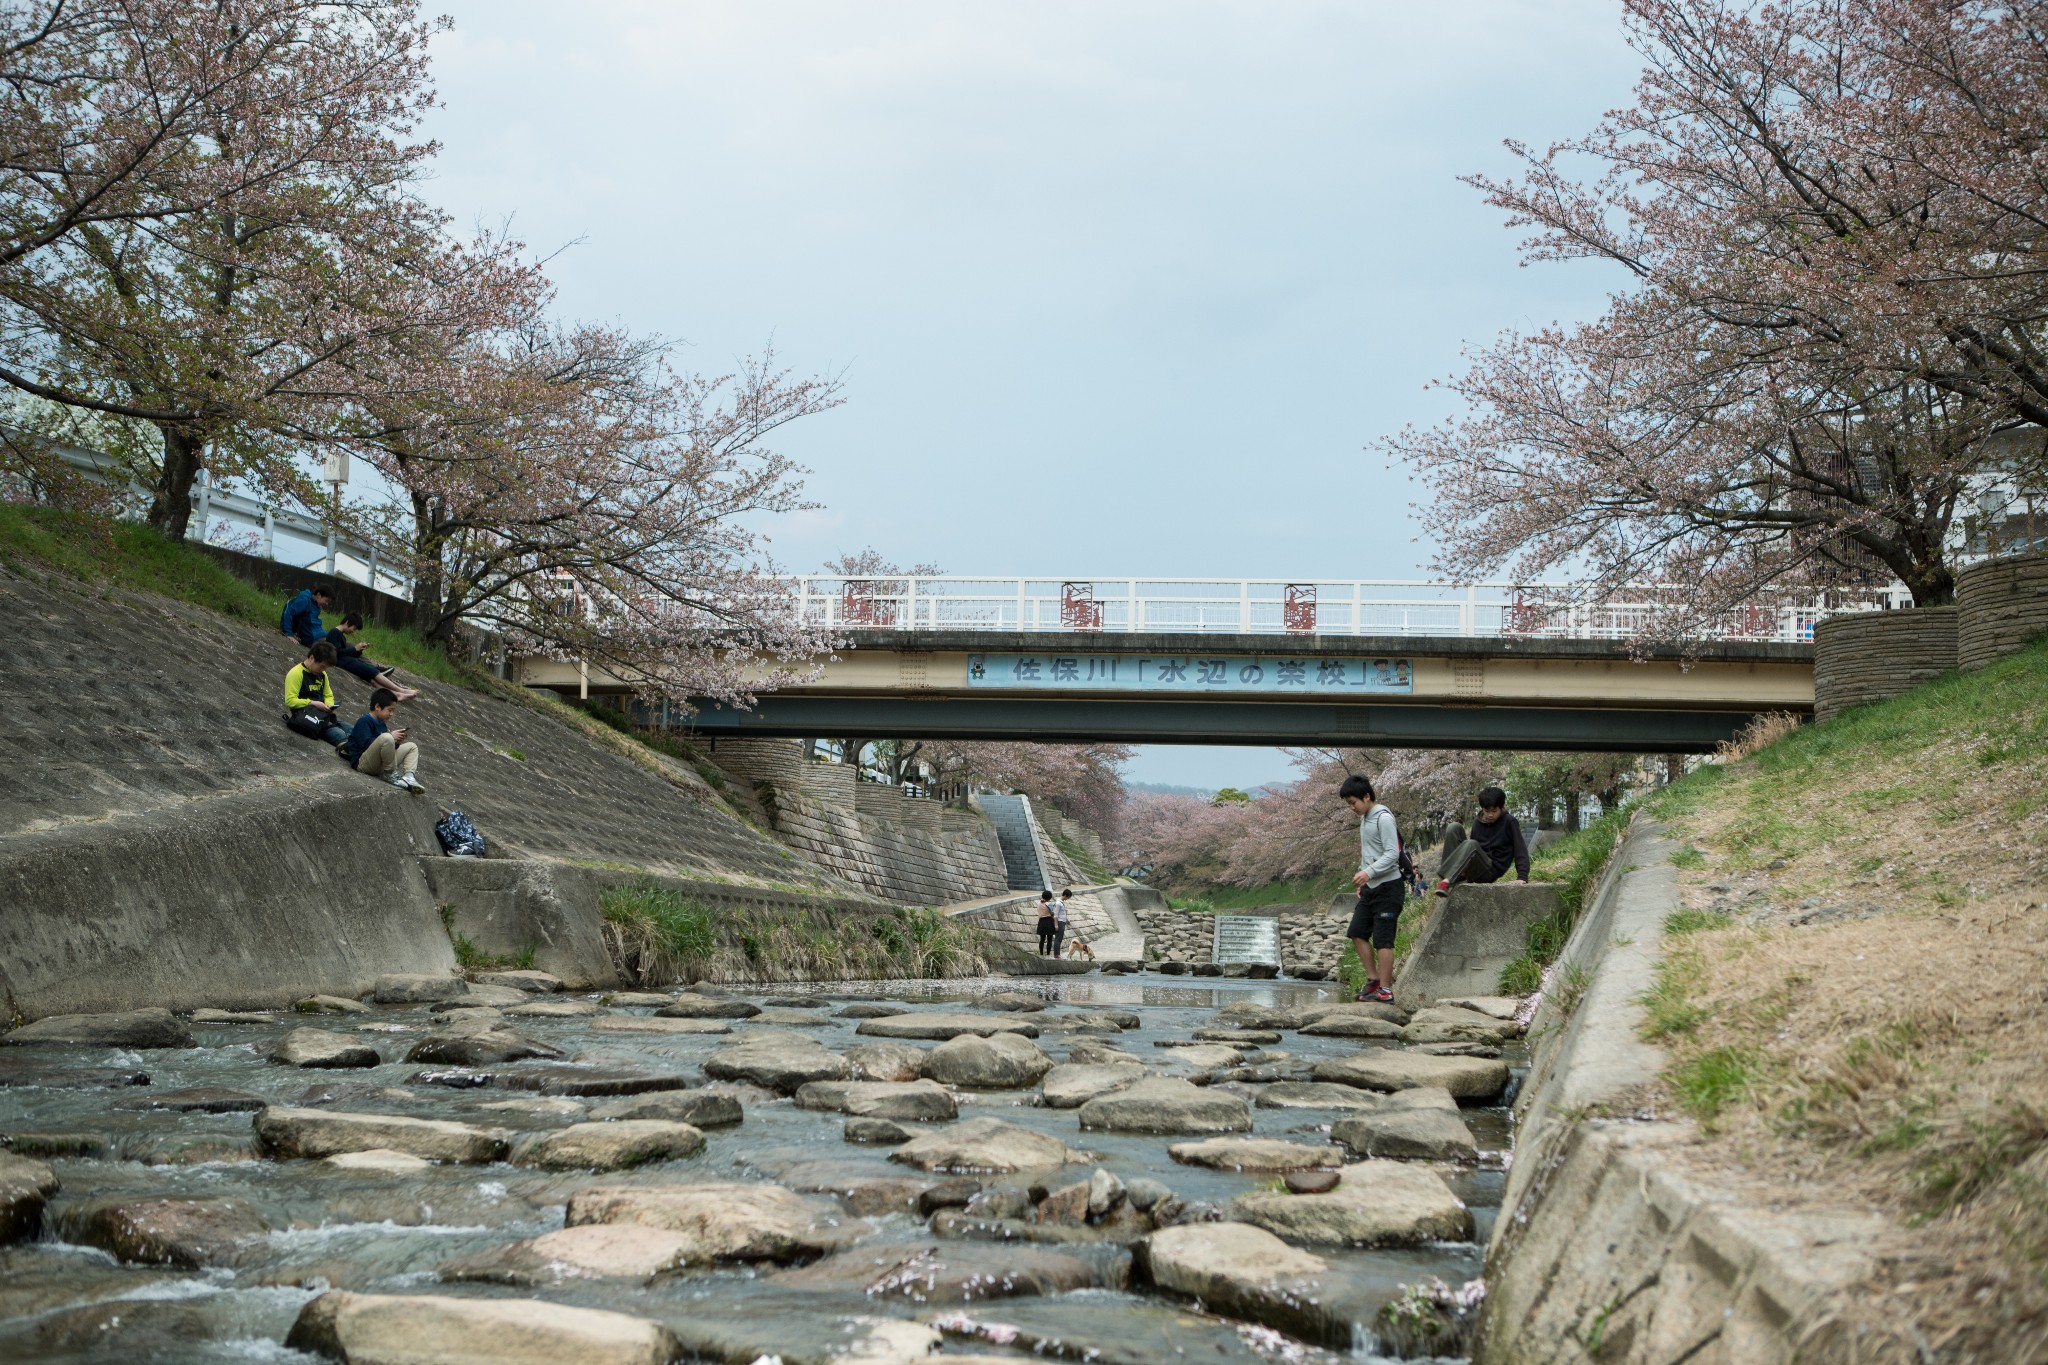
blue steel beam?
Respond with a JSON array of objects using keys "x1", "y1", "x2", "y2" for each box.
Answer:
[{"x1": 681, "y1": 695, "x2": 1757, "y2": 753}]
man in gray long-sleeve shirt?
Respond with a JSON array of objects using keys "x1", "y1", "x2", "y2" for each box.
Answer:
[{"x1": 1340, "y1": 773, "x2": 1403, "y2": 1004}]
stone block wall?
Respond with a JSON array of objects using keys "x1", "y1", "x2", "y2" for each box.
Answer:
[
  {"x1": 948, "y1": 887, "x2": 1122, "y2": 959},
  {"x1": 1958, "y1": 552, "x2": 2048, "y2": 670},
  {"x1": 1132, "y1": 901, "x2": 1352, "y2": 975},
  {"x1": 756, "y1": 785, "x2": 1010, "y2": 907},
  {"x1": 699, "y1": 737, "x2": 806, "y2": 789},
  {"x1": 1813, "y1": 607, "x2": 1957, "y2": 721}
]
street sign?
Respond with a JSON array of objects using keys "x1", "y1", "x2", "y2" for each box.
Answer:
[{"x1": 1211, "y1": 915, "x2": 1280, "y2": 966}]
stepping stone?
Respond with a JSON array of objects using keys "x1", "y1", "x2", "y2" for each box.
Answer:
[
  {"x1": 404, "y1": 1029, "x2": 561, "y2": 1066},
  {"x1": 0, "y1": 1057, "x2": 149, "y2": 1089},
  {"x1": 1039, "y1": 1062, "x2": 1144, "y2": 1109},
  {"x1": 1229, "y1": 1161, "x2": 1472, "y2": 1246},
  {"x1": 190, "y1": 1009, "x2": 274, "y2": 1025},
  {"x1": 889, "y1": 1116, "x2": 1077, "y2": 1173},
  {"x1": 656, "y1": 996, "x2": 760, "y2": 1020},
  {"x1": 1253, "y1": 1082, "x2": 1398, "y2": 1111},
  {"x1": 439, "y1": 1224, "x2": 694, "y2": 1285},
  {"x1": 1137, "y1": 1222, "x2": 1367, "y2": 1347},
  {"x1": 1437, "y1": 994, "x2": 1524, "y2": 1020},
  {"x1": 920, "y1": 1033, "x2": 1052, "y2": 1088},
  {"x1": 113, "y1": 1087, "x2": 266, "y2": 1114},
  {"x1": 1331, "y1": 1094, "x2": 1478, "y2": 1162},
  {"x1": 4, "y1": 1010, "x2": 193, "y2": 1049},
  {"x1": 253, "y1": 1107, "x2": 508, "y2": 1163},
  {"x1": 743, "y1": 1009, "x2": 836, "y2": 1027},
  {"x1": 1286, "y1": 1169, "x2": 1340, "y2": 1194},
  {"x1": 588, "y1": 1016, "x2": 732, "y2": 1036},
  {"x1": 474, "y1": 970, "x2": 564, "y2": 994},
  {"x1": 845, "y1": 1117, "x2": 911, "y2": 1144},
  {"x1": 985, "y1": 990, "x2": 1049, "y2": 1012},
  {"x1": 67, "y1": 1195, "x2": 270, "y2": 1268},
  {"x1": 602, "y1": 992, "x2": 676, "y2": 1008},
  {"x1": 835, "y1": 1003, "x2": 901, "y2": 1019},
  {"x1": 566, "y1": 1182, "x2": 860, "y2": 1262},
  {"x1": 1193, "y1": 1029, "x2": 1282, "y2": 1044},
  {"x1": 286, "y1": 1291, "x2": 681, "y2": 1365},
  {"x1": 0, "y1": 1152, "x2": 58, "y2": 1244},
  {"x1": 475, "y1": 1098, "x2": 587, "y2": 1118},
  {"x1": 844, "y1": 1042, "x2": 928, "y2": 1081},
  {"x1": 514, "y1": 1121, "x2": 705, "y2": 1171},
  {"x1": 294, "y1": 996, "x2": 369, "y2": 1015},
  {"x1": 1211, "y1": 1005, "x2": 1306, "y2": 1031},
  {"x1": 1299, "y1": 1016, "x2": 1403, "y2": 1039},
  {"x1": 774, "y1": 1240, "x2": 1099, "y2": 1303},
  {"x1": 1310, "y1": 1050, "x2": 1508, "y2": 1102},
  {"x1": 793, "y1": 1080, "x2": 957, "y2": 1121},
  {"x1": 1401, "y1": 1005, "x2": 1522, "y2": 1044},
  {"x1": 270, "y1": 1028, "x2": 379, "y2": 1069},
  {"x1": 435, "y1": 985, "x2": 528, "y2": 1009},
  {"x1": 589, "y1": 1091, "x2": 744, "y2": 1128},
  {"x1": 1167, "y1": 1138, "x2": 1344, "y2": 1171},
  {"x1": 1077, "y1": 1079, "x2": 1252, "y2": 1136},
  {"x1": 702, "y1": 1038, "x2": 850, "y2": 1094},
  {"x1": 854, "y1": 1012, "x2": 1041, "y2": 1040},
  {"x1": 326, "y1": 1149, "x2": 431, "y2": 1173},
  {"x1": 502, "y1": 999, "x2": 600, "y2": 1019},
  {"x1": 371, "y1": 974, "x2": 467, "y2": 1004},
  {"x1": 491, "y1": 1067, "x2": 689, "y2": 1098}
]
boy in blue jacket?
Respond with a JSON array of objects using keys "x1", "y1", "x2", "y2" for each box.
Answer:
[
  {"x1": 345, "y1": 688, "x2": 423, "y2": 793},
  {"x1": 280, "y1": 584, "x2": 336, "y2": 648}
]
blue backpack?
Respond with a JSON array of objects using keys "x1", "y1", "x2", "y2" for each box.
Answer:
[{"x1": 435, "y1": 808, "x2": 486, "y2": 858}]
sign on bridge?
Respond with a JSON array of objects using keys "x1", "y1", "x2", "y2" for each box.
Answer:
[
  {"x1": 1211, "y1": 915, "x2": 1281, "y2": 966},
  {"x1": 966, "y1": 653, "x2": 1415, "y2": 694}
]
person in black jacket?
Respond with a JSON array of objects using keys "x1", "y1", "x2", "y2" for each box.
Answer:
[
  {"x1": 323, "y1": 613, "x2": 420, "y2": 701},
  {"x1": 1436, "y1": 786, "x2": 1531, "y2": 893}
]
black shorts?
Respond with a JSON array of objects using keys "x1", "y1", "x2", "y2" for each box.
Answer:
[{"x1": 1347, "y1": 880, "x2": 1405, "y2": 949}]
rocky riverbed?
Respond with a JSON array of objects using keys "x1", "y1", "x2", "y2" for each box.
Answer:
[{"x1": 0, "y1": 973, "x2": 1526, "y2": 1364}]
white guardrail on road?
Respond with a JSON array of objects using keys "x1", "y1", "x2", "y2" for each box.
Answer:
[{"x1": 788, "y1": 575, "x2": 1908, "y2": 642}]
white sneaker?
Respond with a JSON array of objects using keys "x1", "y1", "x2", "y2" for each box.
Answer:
[
  {"x1": 387, "y1": 773, "x2": 410, "y2": 788},
  {"x1": 398, "y1": 772, "x2": 426, "y2": 793}
]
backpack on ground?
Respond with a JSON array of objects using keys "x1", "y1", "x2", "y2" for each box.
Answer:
[{"x1": 435, "y1": 808, "x2": 486, "y2": 858}]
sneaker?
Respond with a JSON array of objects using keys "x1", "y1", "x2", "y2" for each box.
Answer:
[
  {"x1": 1354, "y1": 979, "x2": 1379, "y2": 1002},
  {"x1": 387, "y1": 773, "x2": 410, "y2": 788},
  {"x1": 1370, "y1": 986, "x2": 1395, "y2": 1003},
  {"x1": 1435, "y1": 880, "x2": 1450, "y2": 892},
  {"x1": 399, "y1": 773, "x2": 426, "y2": 794}
]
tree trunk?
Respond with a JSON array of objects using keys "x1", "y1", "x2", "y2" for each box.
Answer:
[
  {"x1": 1565, "y1": 789, "x2": 1581, "y2": 832},
  {"x1": 147, "y1": 425, "x2": 205, "y2": 540},
  {"x1": 408, "y1": 489, "x2": 453, "y2": 641}
]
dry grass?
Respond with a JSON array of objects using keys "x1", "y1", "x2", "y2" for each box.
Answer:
[
  {"x1": 1714, "y1": 708, "x2": 1805, "y2": 761},
  {"x1": 1638, "y1": 639, "x2": 2048, "y2": 1361}
]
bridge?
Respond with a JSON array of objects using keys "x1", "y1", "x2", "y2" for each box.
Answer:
[{"x1": 518, "y1": 576, "x2": 1854, "y2": 752}]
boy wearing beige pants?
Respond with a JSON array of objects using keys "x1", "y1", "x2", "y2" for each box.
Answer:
[{"x1": 344, "y1": 688, "x2": 425, "y2": 793}]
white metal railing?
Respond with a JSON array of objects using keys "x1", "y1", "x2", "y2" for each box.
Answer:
[
  {"x1": 787, "y1": 575, "x2": 1912, "y2": 643},
  {"x1": 46, "y1": 441, "x2": 409, "y2": 596}
]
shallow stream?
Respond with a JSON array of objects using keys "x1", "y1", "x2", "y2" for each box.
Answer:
[{"x1": 0, "y1": 974, "x2": 1519, "y2": 1364}]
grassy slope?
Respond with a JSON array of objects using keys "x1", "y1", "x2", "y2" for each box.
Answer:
[{"x1": 1632, "y1": 637, "x2": 2048, "y2": 1361}]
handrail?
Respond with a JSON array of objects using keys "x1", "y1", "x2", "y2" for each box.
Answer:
[{"x1": 782, "y1": 574, "x2": 1909, "y2": 643}]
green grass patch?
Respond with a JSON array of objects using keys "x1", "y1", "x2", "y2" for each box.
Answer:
[
  {"x1": 1663, "y1": 908, "x2": 1734, "y2": 936},
  {"x1": 601, "y1": 881, "x2": 718, "y2": 978},
  {"x1": 1668, "y1": 844, "x2": 1705, "y2": 868},
  {"x1": 1670, "y1": 1045, "x2": 1760, "y2": 1120},
  {"x1": 0, "y1": 503, "x2": 280, "y2": 624},
  {"x1": 1638, "y1": 948, "x2": 1710, "y2": 1040},
  {"x1": 1051, "y1": 828, "x2": 1111, "y2": 883},
  {"x1": 1495, "y1": 804, "x2": 1633, "y2": 994}
]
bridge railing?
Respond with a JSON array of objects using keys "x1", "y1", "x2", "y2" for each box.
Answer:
[{"x1": 789, "y1": 576, "x2": 1911, "y2": 642}]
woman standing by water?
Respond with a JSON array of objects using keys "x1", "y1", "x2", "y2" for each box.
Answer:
[{"x1": 1035, "y1": 891, "x2": 1057, "y2": 955}]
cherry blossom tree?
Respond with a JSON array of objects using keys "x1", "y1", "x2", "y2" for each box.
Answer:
[
  {"x1": 0, "y1": 0, "x2": 445, "y2": 537},
  {"x1": 1385, "y1": 0, "x2": 2048, "y2": 625}
]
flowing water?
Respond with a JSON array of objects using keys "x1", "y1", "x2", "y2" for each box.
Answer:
[{"x1": 0, "y1": 974, "x2": 1518, "y2": 1364}]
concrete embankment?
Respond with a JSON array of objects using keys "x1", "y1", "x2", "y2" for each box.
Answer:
[
  {"x1": 0, "y1": 775, "x2": 454, "y2": 1018},
  {"x1": 0, "y1": 559, "x2": 1116, "y2": 1015},
  {"x1": 1474, "y1": 819, "x2": 1882, "y2": 1364}
]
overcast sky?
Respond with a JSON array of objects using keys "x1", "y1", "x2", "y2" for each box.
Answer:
[{"x1": 419, "y1": 1, "x2": 1643, "y2": 791}]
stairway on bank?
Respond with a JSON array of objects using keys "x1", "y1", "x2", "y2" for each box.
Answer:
[{"x1": 974, "y1": 793, "x2": 1049, "y2": 890}]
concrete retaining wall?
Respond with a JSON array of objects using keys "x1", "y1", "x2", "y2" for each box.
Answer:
[
  {"x1": 1958, "y1": 552, "x2": 2048, "y2": 670},
  {"x1": 1813, "y1": 607, "x2": 1957, "y2": 720},
  {"x1": 1134, "y1": 901, "x2": 1353, "y2": 975},
  {"x1": 1473, "y1": 819, "x2": 1882, "y2": 1364},
  {"x1": 0, "y1": 775, "x2": 454, "y2": 1019},
  {"x1": 1394, "y1": 882, "x2": 1558, "y2": 1008},
  {"x1": 761, "y1": 786, "x2": 1010, "y2": 907}
]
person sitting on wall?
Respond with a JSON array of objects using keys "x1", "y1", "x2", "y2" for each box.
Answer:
[
  {"x1": 1436, "y1": 786, "x2": 1531, "y2": 893},
  {"x1": 283, "y1": 641, "x2": 349, "y2": 747},
  {"x1": 280, "y1": 583, "x2": 337, "y2": 648},
  {"x1": 1036, "y1": 891, "x2": 1057, "y2": 956},
  {"x1": 345, "y1": 687, "x2": 425, "y2": 793},
  {"x1": 323, "y1": 612, "x2": 421, "y2": 702}
]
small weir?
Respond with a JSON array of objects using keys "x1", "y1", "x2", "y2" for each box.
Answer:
[{"x1": 0, "y1": 974, "x2": 1522, "y2": 1364}]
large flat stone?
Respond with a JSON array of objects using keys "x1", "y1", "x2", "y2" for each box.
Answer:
[
  {"x1": 891, "y1": 1116, "x2": 1077, "y2": 1173},
  {"x1": 794, "y1": 1080, "x2": 957, "y2": 1121},
  {"x1": 287, "y1": 1290, "x2": 679, "y2": 1365},
  {"x1": 1168, "y1": 1138, "x2": 1344, "y2": 1171},
  {"x1": 1040, "y1": 1061, "x2": 1145, "y2": 1109},
  {"x1": 773, "y1": 1239, "x2": 1100, "y2": 1302},
  {"x1": 702, "y1": 1038, "x2": 851, "y2": 1094},
  {"x1": 589, "y1": 1090, "x2": 744, "y2": 1128},
  {"x1": 439, "y1": 1225, "x2": 693, "y2": 1285},
  {"x1": 1251, "y1": 1082, "x2": 1390, "y2": 1111},
  {"x1": 371, "y1": 973, "x2": 468, "y2": 1004},
  {"x1": 404, "y1": 1028, "x2": 562, "y2": 1066},
  {"x1": 254, "y1": 1107, "x2": 508, "y2": 1163},
  {"x1": 513, "y1": 1120, "x2": 705, "y2": 1171},
  {"x1": 1311, "y1": 1049, "x2": 1509, "y2": 1101},
  {"x1": 1331, "y1": 1105, "x2": 1479, "y2": 1162},
  {"x1": 566, "y1": 1182, "x2": 860, "y2": 1263},
  {"x1": 920, "y1": 1032, "x2": 1053, "y2": 1088},
  {"x1": 1230, "y1": 1161, "x2": 1472, "y2": 1246},
  {"x1": 1401, "y1": 1004, "x2": 1522, "y2": 1044},
  {"x1": 1136, "y1": 1222, "x2": 1366, "y2": 1348},
  {"x1": 4, "y1": 1009, "x2": 193, "y2": 1049},
  {"x1": 271, "y1": 1028, "x2": 380, "y2": 1069},
  {"x1": 66, "y1": 1196, "x2": 269, "y2": 1268},
  {"x1": 587, "y1": 1016, "x2": 731, "y2": 1036},
  {"x1": 1077, "y1": 1078, "x2": 1253, "y2": 1135},
  {"x1": 854, "y1": 1012, "x2": 1042, "y2": 1040}
]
